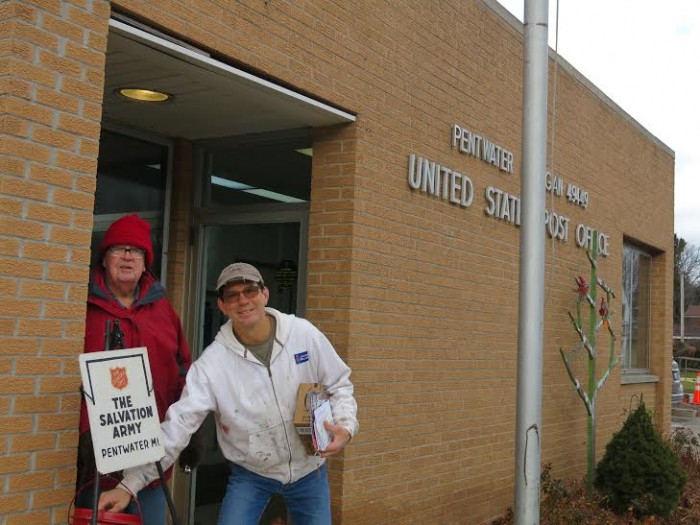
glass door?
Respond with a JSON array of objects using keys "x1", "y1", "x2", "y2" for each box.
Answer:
[
  {"x1": 187, "y1": 129, "x2": 312, "y2": 524},
  {"x1": 191, "y1": 219, "x2": 306, "y2": 525}
]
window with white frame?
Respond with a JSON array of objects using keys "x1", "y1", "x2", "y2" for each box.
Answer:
[{"x1": 621, "y1": 244, "x2": 652, "y2": 371}]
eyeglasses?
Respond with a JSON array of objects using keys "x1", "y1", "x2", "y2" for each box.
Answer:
[
  {"x1": 222, "y1": 285, "x2": 261, "y2": 303},
  {"x1": 108, "y1": 246, "x2": 146, "y2": 260}
]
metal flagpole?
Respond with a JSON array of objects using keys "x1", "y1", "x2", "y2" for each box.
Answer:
[{"x1": 514, "y1": 0, "x2": 549, "y2": 523}]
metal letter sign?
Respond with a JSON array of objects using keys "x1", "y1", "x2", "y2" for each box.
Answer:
[{"x1": 79, "y1": 347, "x2": 165, "y2": 474}]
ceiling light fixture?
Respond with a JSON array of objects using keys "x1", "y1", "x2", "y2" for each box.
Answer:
[
  {"x1": 210, "y1": 176, "x2": 306, "y2": 204},
  {"x1": 116, "y1": 88, "x2": 172, "y2": 103},
  {"x1": 295, "y1": 148, "x2": 313, "y2": 157}
]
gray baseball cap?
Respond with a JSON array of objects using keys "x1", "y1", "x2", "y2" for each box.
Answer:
[{"x1": 216, "y1": 262, "x2": 264, "y2": 291}]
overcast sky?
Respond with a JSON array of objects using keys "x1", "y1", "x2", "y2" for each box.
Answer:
[{"x1": 496, "y1": 0, "x2": 700, "y2": 248}]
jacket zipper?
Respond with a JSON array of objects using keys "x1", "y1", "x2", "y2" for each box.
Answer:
[{"x1": 265, "y1": 347, "x2": 295, "y2": 484}]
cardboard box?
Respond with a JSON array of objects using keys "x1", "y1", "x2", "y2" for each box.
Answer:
[{"x1": 295, "y1": 383, "x2": 319, "y2": 455}]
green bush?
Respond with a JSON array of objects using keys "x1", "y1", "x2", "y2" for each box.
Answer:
[{"x1": 595, "y1": 400, "x2": 687, "y2": 517}]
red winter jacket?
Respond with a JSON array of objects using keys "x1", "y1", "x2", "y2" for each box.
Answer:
[{"x1": 77, "y1": 267, "x2": 192, "y2": 490}]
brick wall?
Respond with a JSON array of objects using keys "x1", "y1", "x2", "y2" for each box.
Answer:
[
  {"x1": 308, "y1": 124, "x2": 359, "y2": 521},
  {"x1": 1, "y1": 1, "x2": 110, "y2": 523},
  {"x1": 1, "y1": 0, "x2": 675, "y2": 523}
]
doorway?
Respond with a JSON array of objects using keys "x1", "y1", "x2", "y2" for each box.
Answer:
[
  {"x1": 188, "y1": 131, "x2": 311, "y2": 524},
  {"x1": 190, "y1": 218, "x2": 307, "y2": 525}
]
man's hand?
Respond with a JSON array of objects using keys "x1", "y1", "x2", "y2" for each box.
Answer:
[
  {"x1": 319, "y1": 421, "x2": 351, "y2": 458},
  {"x1": 97, "y1": 486, "x2": 132, "y2": 513}
]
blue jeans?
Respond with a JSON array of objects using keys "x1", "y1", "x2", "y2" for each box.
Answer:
[
  {"x1": 217, "y1": 463, "x2": 331, "y2": 525},
  {"x1": 135, "y1": 484, "x2": 167, "y2": 525}
]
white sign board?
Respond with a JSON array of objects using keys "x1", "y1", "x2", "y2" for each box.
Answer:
[{"x1": 79, "y1": 347, "x2": 165, "y2": 474}]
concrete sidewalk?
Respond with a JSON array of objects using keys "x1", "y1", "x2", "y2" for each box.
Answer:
[{"x1": 671, "y1": 404, "x2": 700, "y2": 432}]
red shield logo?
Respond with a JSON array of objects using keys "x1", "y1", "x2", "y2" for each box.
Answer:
[{"x1": 110, "y1": 367, "x2": 128, "y2": 390}]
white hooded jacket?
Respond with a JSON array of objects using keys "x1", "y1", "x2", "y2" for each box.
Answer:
[{"x1": 121, "y1": 308, "x2": 358, "y2": 493}]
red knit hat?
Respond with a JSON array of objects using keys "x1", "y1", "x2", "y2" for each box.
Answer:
[{"x1": 100, "y1": 214, "x2": 154, "y2": 267}]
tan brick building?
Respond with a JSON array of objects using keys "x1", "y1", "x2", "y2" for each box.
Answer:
[{"x1": 1, "y1": 1, "x2": 674, "y2": 523}]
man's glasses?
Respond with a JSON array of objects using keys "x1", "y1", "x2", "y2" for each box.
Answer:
[
  {"x1": 222, "y1": 285, "x2": 261, "y2": 303},
  {"x1": 108, "y1": 246, "x2": 146, "y2": 260}
]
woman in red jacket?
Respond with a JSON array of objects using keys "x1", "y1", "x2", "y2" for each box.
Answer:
[{"x1": 76, "y1": 214, "x2": 192, "y2": 525}]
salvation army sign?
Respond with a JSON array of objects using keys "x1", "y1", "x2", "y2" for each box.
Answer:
[{"x1": 79, "y1": 347, "x2": 165, "y2": 474}]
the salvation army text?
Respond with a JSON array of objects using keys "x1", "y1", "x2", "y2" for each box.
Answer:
[{"x1": 100, "y1": 395, "x2": 154, "y2": 438}]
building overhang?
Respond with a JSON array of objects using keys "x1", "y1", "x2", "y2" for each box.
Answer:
[{"x1": 103, "y1": 18, "x2": 356, "y2": 140}]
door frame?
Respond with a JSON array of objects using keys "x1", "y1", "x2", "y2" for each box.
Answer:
[
  {"x1": 188, "y1": 205, "x2": 309, "y2": 358},
  {"x1": 182, "y1": 205, "x2": 309, "y2": 524}
]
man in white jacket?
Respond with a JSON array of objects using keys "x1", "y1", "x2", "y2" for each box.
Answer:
[{"x1": 98, "y1": 262, "x2": 358, "y2": 524}]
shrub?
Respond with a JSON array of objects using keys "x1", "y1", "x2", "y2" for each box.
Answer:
[{"x1": 595, "y1": 401, "x2": 687, "y2": 517}]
